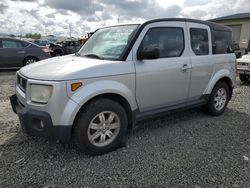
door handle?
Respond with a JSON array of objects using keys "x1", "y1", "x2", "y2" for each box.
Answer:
[
  {"x1": 182, "y1": 64, "x2": 192, "y2": 71},
  {"x1": 17, "y1": 51, "x2": 26, "y2": 54}
]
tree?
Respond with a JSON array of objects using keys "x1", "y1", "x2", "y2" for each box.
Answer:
[{"x1": 25, "y1": 33, "x2": 41, "y2": 39}]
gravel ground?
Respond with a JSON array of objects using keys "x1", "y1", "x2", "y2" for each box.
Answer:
[{"x1": 0, "y1": 70, "x2": 250, "y2": 188}]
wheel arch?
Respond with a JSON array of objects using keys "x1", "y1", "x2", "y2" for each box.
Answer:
[
  {"x1": 205, "y1": 70, "x2": 234, "y2": 100},
  {"x1": 23, "y1": 56, "x2": 39, "y2": 66},
  {"x1": 72, "y1": 93, "x2": 136, "y2": 132}
]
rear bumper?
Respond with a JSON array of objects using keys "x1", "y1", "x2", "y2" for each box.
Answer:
[{"x1": 10, "y1": 94, "x2": 71, "y2": 142}]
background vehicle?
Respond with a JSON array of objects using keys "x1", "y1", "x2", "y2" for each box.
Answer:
[
  {"x1": 11, "y1": 19, "x2": 236, "y2": 155},
  {"x1": 237, "y1": 48, "x2": 250, "y2": 81},
  {"x1": 33, "y1": 39, "x2": 50, "y2": 47},
  {"x1": 0, "y1": 37, "x2": 51, "y2": 68},
  {"x1": 49, "y1": 40, "x2": 81, "y2": 57}
]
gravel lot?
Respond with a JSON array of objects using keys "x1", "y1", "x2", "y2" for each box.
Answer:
[{"x1": 0, "y1": 70, "x2": 250, "y2": 188}]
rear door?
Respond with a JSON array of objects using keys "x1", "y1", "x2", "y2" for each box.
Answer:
[
  {"x1": 186, "y1": 23, "x2": 213, "y2": 101},
  {"x1": 132, "y1": 21, "x2": 192, "y2": 112},
  {"x1": 0, "y1": 39, "x2": 26, "y2": 67}
]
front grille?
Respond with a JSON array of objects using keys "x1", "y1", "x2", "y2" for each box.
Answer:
[
  {"x1": 239, "y1": 62, "x2": 249, "y2": 66},
  {"x1": 17, "y1": 74, "x2": 27, "y2": 93}
]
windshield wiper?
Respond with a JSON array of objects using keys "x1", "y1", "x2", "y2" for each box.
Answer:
[
  {"x1": 75, "y1": 52, "x2": 81, "y2": 57},
  {"x1": 84, "y1": 54, "x2": 104, "y2": 60}
]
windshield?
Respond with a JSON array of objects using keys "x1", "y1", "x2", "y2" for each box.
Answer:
[{"x1": 77, "y1": 24, "x2": 139, "y2": 60}]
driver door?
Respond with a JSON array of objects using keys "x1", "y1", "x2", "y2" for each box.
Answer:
[{"x1": 132, "y1": 22, "x2": 192, "y2": 112}]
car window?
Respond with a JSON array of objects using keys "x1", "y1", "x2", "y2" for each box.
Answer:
[
  {"x1": 190, "y1": 28, "x2": 209, "y2": 55},
  {"x1": 2, "y1": 39, "x2": 22, "y2": 48},
  {"x1": 75, "y1": 41, "x2": 79, "y2": 46},
  {"x1": 141, "y1": 27, "x2": 184, "y2": 58},
  {"x1": 213, "y1": 30, "x2": 233, "y2": 54},
  {"x1": 68, "y1": 41, "x2": 74, "y2": 46},
  {"x1": 21, "y1": 41, "x2": 30, "y2": 47},
  {"x1": 78, "y1": 24, "x2": 139, "y2": 60}
]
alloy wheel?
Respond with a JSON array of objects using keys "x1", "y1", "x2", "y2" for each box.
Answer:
[{"x1": 87, "y1": 111, "x2": 121, "y2": 147}]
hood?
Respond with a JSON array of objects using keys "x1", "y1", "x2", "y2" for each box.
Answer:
[
  {"x1": 237, "y1": 53, "x2": 250, "y2": 64},
  {"x1": 19, "y1": 54, "x2": 134, "y2": 81}
]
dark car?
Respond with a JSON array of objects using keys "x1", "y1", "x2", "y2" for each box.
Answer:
[
  {"x1": 33, "y1": 39, "x2": 50, "y2": 47},
  {"x1": 49, "y1": 40, "x2": 81, "y2": 57},
  {"x1": 0, "y1": 37, "x2": 51, "y2": 68}
]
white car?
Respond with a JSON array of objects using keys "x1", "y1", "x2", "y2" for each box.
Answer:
[
  {"x1": 10, "y1": 18, "x2": 236, "y2": 154},
  {"x1": 237, "y1": 51, "x2": 250, "y2": 82}
]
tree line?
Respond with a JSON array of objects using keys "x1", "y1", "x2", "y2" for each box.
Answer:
[{"x1": 24, "y1": 33, "x2": 41, "y2": 39}]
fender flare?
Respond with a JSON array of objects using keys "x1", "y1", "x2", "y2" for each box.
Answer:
[
  {"x1": 67, "y1": 80, "x2": 138, "y2": 125},
  {"x1": 204, "y1": 69, "x2": 234, "y2": 95}
]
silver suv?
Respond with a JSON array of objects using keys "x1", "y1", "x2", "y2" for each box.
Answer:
[{"x1": 10, "y1": 18, "x2": 236, "y2": 154}]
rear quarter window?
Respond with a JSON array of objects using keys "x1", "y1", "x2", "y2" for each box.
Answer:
[{"x1": 213, "y1": 30, "x2": 233, "y2": 54}]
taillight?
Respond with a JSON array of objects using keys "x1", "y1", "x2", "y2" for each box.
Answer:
[{"x1": 42, "y1": 48, "x2": 52, "y2": 53}]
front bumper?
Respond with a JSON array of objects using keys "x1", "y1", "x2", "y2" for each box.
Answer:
[
  {"x1": 10, "y1": 94, "x2": 71, "y2": 142},
  {"x1": 237, "y1": 68, "x2": 250, "y2": 75}
]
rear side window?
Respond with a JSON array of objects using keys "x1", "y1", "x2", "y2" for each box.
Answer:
[
  {"x1": 213, "y1": 30, "x2": 233, "y2": 54},
  {"x1": 141, "y1": 27, "x2": 184, "y2": 58},
  {"x1": 190, "y1": 28, "x2": 209, "y2": 55},
  {"x1": 2, "y1": 39, "x2": 22, "y2": 48}
]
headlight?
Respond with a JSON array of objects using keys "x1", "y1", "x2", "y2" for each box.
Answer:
[{"x1": 30, "y1": 84, "x2": 53, "y2": 104}]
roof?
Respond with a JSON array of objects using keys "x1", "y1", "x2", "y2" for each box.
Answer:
[
  {"x1": 210, "y1": 12, "x2": 250, "y2": 22},
  {"x1": 99, "y1": 18, "x2": 231, "y2": 32},
  {"x1": 142, "y1": 18, "x2": 231, "y2": 32}
]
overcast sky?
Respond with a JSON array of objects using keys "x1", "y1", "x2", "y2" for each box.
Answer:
[{"x1": 0, "y1": 0, "x2": 249, "y2": 37}]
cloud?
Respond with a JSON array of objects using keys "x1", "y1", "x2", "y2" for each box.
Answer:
[
  {"x1": 44, "y1": 0, "x2": 103, "y2": 16},
  {"x1": 0, "y1": 0, "x2": 249, "y2": 37},
  {"x1": 180, "y1": 0, "x2": 250, "y2": 20},
  {"x1": 102, "y1": 0, "x2": 183, "y2": 21},
  {"x1": 10, "y1": 0, "x2": 38, "y2": 2},
  {"x1": 0, "y1": 3, "x2": 8, "y2": 14}
]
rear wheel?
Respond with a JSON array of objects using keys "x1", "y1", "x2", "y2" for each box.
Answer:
[
  {"x1": 205, "y1": 82, "x2": 229, "y2": 116},
  {"x1": 239, "y1": 74, "x2": 249, "y2": 82},
  {"x1": 54, "y1": 50, "x2": 63, "y2": 56},
  {"x1": 73, "y1": 98, "x2": 128, "y2": 155},
  {"x1": 23, "y1": 57, "x2": 37, "y2": 66}
]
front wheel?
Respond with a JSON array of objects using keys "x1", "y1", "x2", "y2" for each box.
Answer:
[
  {"x1": 204, "y1": 82, "x2": 230, "y2": 116},
  {"x1": 73, "y1": 98, "x2": 128, "y2": 155}
]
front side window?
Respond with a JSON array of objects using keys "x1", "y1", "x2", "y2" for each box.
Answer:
[
  {"x1": 140, "y1": 27, "x2": 184, "y2": 58},
  {"x1": 2, "y1": 39, "x2": 21, "y2": 48},
  {"x1": 190, "y1": 28, "x2": 209, "y2": 55},
  {"x1": 78, "y1": 24, "x2": 139, "y2": 60}
]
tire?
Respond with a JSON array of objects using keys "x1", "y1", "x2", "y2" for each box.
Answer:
[
  {"x1": 23, "y1": 57, "x2": 37, "y2": 66},
  {"x1": 239, "y1": 74, "x2": 249, "y2": 82},
  {"x1": 73, "y1": 98, "x2": 128, "y2": 155},
  {"x1": 54, "y1": 50, "x2": 62, "y2": 56},
  {"x1": 205, "y1": 82, "x2": 230, "y2": 116}
]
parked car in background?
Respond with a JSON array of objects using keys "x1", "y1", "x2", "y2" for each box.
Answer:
[
  {"x1": 49, "y1": 40, "x2": 81, "y2": 57},
  {"x1": 10, "y1": 18, "x2": 236, "y2": 154},
  {"x1": 33, "y1": 39, "x2": 50, "y2": 47},
  {"x1": 237, "y1": 48, "x2": 250, "y2": 81},
  {"x1": 232, "y1": 43, "x2": 242, "y2": 58},
  {"x1": 0, "y1": 37, "x2": 51, "y2": 68}
]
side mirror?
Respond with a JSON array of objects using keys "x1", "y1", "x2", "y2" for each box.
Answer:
[{"x1": 137, "y1": 47, "x2": 160, "y2": 60}]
